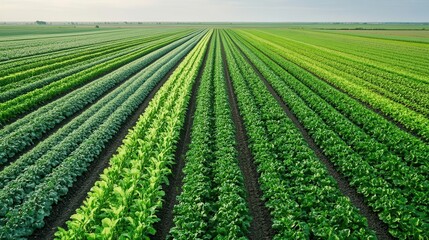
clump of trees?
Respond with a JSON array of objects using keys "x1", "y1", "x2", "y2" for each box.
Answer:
[{"x1": 35, "y1": 20, "x2": 47, "y2": 25}]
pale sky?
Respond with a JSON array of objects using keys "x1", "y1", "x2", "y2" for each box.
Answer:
[{"x1": 1, "y1": 0, "x2": 428, "y2": 22}]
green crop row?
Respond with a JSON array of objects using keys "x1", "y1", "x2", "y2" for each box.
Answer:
[
  {"x1": 232, "y1": 30, "x2": 429, "y2": 180},
  {"x1": 170, "y1": 33, "x2": 216, "y2": 239},
  {"x1": 0, "y1": 32, "x2": 189, "y2": 124},
  {"x1": 0, "y1": 32, "x2": 198, "y2": 218},
  {"x1": 0, "y1": 32, "x2": 192, "y2": 101},
  {"x1": 55, "y1": 31, "x2": 210, "y2": 239},
  {"x1": 0, "y1": 32, "x2": 201, "y2": 166},
  {"x1": 257, "y1": 31, "x2": 429, "y2": 114},
  {"x1": 171, "y1": 31, "x2": 250, "y2": 239},
  {"x1": 0, "y1": 32, "x2": 155, "y2": 84},
  {"x1": 240, "y1": 31, "x2": 429, "y2": 141},
  {"x1": 0, "y1": 30, "x2": 189, "y2": 81},
  {"x1": 0, "y1": 28, "x2": 153, "y2": 60},
  {"x1": 0, "y1": 30, "x2": 136, "y2": 66},
  {"x1": 0, "y1": 31, "x2": 204, "y2": 240},
  {"x1": 316, "y1": 33, "x2": 429, "y2": 78},
  {"x1": 0, "y1": 33, "x2": 172, "y2": 100},
  {"x1": 283, "y1": 33, "x2": 428, "y2": 113},
  {"x1": 262, "y1": 29, "x2": 429, "y2": 81},
  {"x1": 209, "y1": 31, "x2": 250, "y2": 239},
  {"x1": 231, "y1": 31, "x2": 429, "y2": 211},
  {"x1": 0, "y1": 43, "x2": 145, "y2": 102},
  {"x1": 221, "y1": 31, "x2": 374, "y2": 239},
  {"x1": 231, "y1": 31, "x2": 428, "y2": 238}
]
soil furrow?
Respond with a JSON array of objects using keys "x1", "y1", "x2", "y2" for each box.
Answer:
[
  {"x1": 152, "y1": 34, "x2": 211, "y2": 240},
  {"x1": 0, "y1": 39, "x2": 188, "y2": 170},
  {"x1": 0, "y1": 42, "x2": 154, "y2": 128},
  {"x1": 28, "y1": 50, "x2": 188, "y2": 240},
  {"x1": 220, "y1": 36, "x2": 275, "y2": 240},
  {"x1": 235, "y1": 39, "x2": 393, "y2": 240},
  {"x1": 293, "y1": 64, "x2": 426, "y2": 143},
  {"x1": 239, "y1": 34, "x2": 426, "y2": 143},
  {"x1": 0, "y1": 66, "x2": 128, "y2": 171}
]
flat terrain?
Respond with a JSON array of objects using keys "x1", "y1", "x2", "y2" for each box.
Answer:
[{"x1": 0, "y1": 24, "x2": 428, "y2": 239}]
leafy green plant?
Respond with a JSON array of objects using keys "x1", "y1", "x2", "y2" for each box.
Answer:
[
  {"x1": 171, "y1": 31, "x2": 250, "y2": 239},
  {"x1": 0, "y1": 33, "x2": 189, "y2": 124},
  {"x1": 0, "y1": 31, "x2": 201, "y2": 165},
  {"x1": 231, "y1": 30, "x2": 428, "y2": 239},
  {"x1": 222, "y1": 30, "x2": 375, "y2": 239},
  {"x1": 0, "y1": 31, "x2": 205, "y2": 240},
  {"x1": 54, "y1": 30, "x2": 210, "y2": 240}
]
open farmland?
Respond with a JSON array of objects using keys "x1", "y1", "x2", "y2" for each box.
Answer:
[{"x1": 0, "y1": 25, "x2": 428, "y2": 239}]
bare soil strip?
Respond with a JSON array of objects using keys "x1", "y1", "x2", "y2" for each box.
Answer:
[
  {"x1": 220, "y1": 38, "x2": 275, "y2": 240},
  {"x1": 152, "y1": 35, "x2": 212, "y2": 240},
  {"x1": 28, "y1": 52, "x2": 188, "y2": 240},
  {"x1": 236, "y1": 42, "x2": 393, "y2": 240}
]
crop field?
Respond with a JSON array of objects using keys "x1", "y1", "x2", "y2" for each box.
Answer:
[{"x1": 0, "y1": 25, "x2": 428, "y2": 239}]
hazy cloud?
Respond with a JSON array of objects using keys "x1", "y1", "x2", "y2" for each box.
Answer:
[{"x1": 0, "y1": 0, "x2": 428, "y2": 22}]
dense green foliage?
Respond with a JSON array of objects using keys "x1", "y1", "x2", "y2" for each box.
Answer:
[
  {"x1": 0, "y1": 32, "x2": 199, "y2": 166},
  {"x1": 171, "y1": 31, "x2": 250, "y2": 239},
  {"x1": 222, "y1": 30, "x2": 376, "y2": 239},
  {"x1": 0, "y1": 25, "x2": 427, "y2": 239},
  {"x1": 0, "y1": 30, "x2": 204, "y2": 240},
  {"x1": 230, "y1": 29, "x2": 428, "y2": 238},
  {"x1": 55, "y1": 31, "x2": 210, "y2": 239}
]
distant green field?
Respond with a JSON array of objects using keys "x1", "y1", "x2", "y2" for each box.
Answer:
[
  {"x1": 325, "y1": 29, "x2": 429, "y2": 43},
  {"x1": 1, "y1": 22, "x2": 428, "y2": 35},
  {"x1": 191, "y1": 22, "x2": 429, "y2": 30},
  {"x1": 0, "y1": 25, "x2": 114, "y2": 37},
  {"x1": 282, "y1": 22, "x2": 429, "y2": 30}
]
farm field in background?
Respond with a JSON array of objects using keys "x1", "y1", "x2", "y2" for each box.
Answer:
[{"x1": 0, "y1": 24, "x2": 428, "y2": 239}]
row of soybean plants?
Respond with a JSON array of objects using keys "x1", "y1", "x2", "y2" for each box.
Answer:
[
  {"x1": 221, "y1": 31, "x2": 374, "y2": 239},
  {"x1": 0, "y1": 28, "x2": 175, "y2": 69},
  {"x1": 0, "y1": 31, "x2": 192, "y2": 124},
  {"x1": 0, "y1": 32, "x2": 188, "y2": 103},
  {"x1": 0, "y1": 28, "x2": 145, "y2": 60},
  {"x1": 0, "y1": 30, "x2": 180, "y2": 86},
  {"x1": 230, "y1": 30, "x2": 429, "y2": 178},
  {"x1": 0, "y1": 30, "x2": 185, "y2": 99},
  {"x1": 170, "y1": 31, "x2": 250, "y2": 239},
  {"x1": 0, "y1": 31, "x2": 201, "y2": 166},
  {"x1": 259, "y1": 30, "x2": 429, "y2": 114},
  {"x1": 239, "y1": 30, "x2": 429, "y2": 141},
  {"x1": 235, "y1": 28, "x2": 429, "y2": 195},
  {"x1": 256, "y1": 30, "x2": 429, "y2": 117},
  {"x1": 312, "y1": 31, "x2": 429, "y2": 78},
  {"x1": 230, "y1": 31, "x2": 428, "y2": 238},
  {"x1": 55, "y1": 30, "x2": 212, "y2": 240},
  {"x1": 267, "y1": 29, "x2": 429, "y2": 80},
  {"x1": 0, "y1": 32, "x2": 205, "y2": 239}
]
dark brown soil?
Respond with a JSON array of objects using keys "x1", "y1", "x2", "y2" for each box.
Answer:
[
  {"x1": 152, "y1": 34, "x2": 212, "y2": 240},
  {"x1": 220, "y1": 36, "x2": 275, "y2": 240},
  {"x1": 28, "y1": 50, "x2": 188, "y2": 240},
  {"x1": 235, "y1": 40, "x2": 393, "y2": 240}
]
